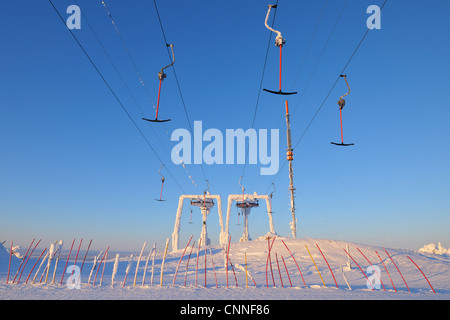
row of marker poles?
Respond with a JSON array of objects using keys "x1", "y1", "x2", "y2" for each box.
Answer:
[{"x1": 4, "y1": 238, "x2": 436, "y2": 293}]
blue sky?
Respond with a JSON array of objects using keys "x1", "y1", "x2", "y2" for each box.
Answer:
[{"x1": 1, "y1": 0, "x2": 449, "y2": 252}]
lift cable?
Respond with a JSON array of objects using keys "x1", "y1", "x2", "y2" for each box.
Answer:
[
  {"x1": 48, "y1": 0, "x2": 187, "y2": 195},
  {"x1": 152, "y1": 0, "x2": 210, "y2": 191}
]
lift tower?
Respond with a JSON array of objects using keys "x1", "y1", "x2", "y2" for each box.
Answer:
[{"x1": 285, "y1": 101, "x2": 297, "y2": 238}]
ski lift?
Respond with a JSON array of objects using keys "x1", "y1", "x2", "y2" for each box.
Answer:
[
  {"x1": 263, "y1": 4, "x2": 297, "y2": 96},
  {"x1": 142, "y1": 44, "x2": 175, "y2": 123},
  {"x1": 331, "y1": 75, "x2": 354, "y2": 146},
  {"x1": 156, "y1": 164, "x2": 166, "y2": 201},
  {"x1": 236, "y1": 209, "x2": 241, "y2": 226}
]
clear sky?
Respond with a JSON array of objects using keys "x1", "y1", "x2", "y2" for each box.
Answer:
[{"x1": 1, "y1": 0, "x2": 449, "y2": 252}]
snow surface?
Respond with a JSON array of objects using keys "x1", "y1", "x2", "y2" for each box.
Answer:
[{"x1": 1, "y1": 236, "x2": 449, "y2": 300}]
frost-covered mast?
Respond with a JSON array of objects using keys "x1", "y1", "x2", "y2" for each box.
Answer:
[{"x1": 285, "y1": 101, "x2": 297, "y2": 238}]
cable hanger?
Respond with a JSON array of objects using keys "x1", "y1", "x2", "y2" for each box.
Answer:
[
  {"x1": 143, "y1": 44, "x2": 175, "y2": 123},
  {"x1": 331, "y1": 75, "x2": 354, "y2": 146},
  {"x1": 263, "y1": 4, "x2": 297, "y2": 96}
]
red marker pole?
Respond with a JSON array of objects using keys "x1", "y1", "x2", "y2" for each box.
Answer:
[
  {"x1": 407, "y1": 256, "x2": 435, "y2": 294},
  {"x1": 173, "y1": 235, "x2": 192, "y2": 284},
  {"x1": 208, "y1": 247, "x2": 218, "y2": 288},
  {"x1": 282, "y1": 240, "x2": 306, "y2": 288},
  {"x1": 375, "y1": 250, "x2": 396, "y2": 292},
  {"x1": 25, "y1": 247, "x2": 47, "y2": 284},
  {"x1": 60, "y1": 239, "x2": 75, "y2": 285},
  {"x1": 316, "y1": 244, "x2": 338, "y2": 289},
  {"x1": 93, "y1": 246, "x2": 109, "y2": 286},
  {"x1": 275, "y1": 253, "x2": 284, "y2": 287},
  {"x1": 281, "y1": 255, "x2": 292, "y2": 287},
  {"x1": 80, "y1": 239, "x2": 92, "y2": 274},
  {"x1": 357, "y1": 247, "x2": 385, "y2": 291},
  {"x1": 13, "y1": 238, "x2": 34, "y2": 283},
  {"x1": 17, "y1": 239, "x2": 41, "y2": 284},
  {"x1": 6, "y1": 241, "x2": 13, "y2": 284},
  {"x1": 384, "y1": 248, "x2": 410, "y2": 293},
  {"x1": 184, "y1": 241, "x2": 195, "y2": 287},
  {"x1": 343, "y1": 248, "x2": 374, "y2": 290}
]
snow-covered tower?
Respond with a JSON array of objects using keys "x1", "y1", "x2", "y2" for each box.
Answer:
[
  {"x1": 171, "y1": 193, "x2": 225, "y2": 252},
  {"x1": 224, "y1": 192, "x2": 275, "y2": 243}
]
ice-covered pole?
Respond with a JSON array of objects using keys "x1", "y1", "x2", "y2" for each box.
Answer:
[
  {"x1": 134, "y1": 242, "x2": 147, "y2": 286},
  {"x1": 160, "y1": 238, "x2": 170, "y2": 286},
  {"x1": 52, "y1": 240, "x2": 63, "y2": 284},
  {"x1": 111, "y1": 253, "x2": 119, "y2": 287},
  {"x1": 122, "y1": 254, "x2": 134, "y2": 287},
  {"x1": 45, "y1": 243, "x2": 55, "y2": 284}
]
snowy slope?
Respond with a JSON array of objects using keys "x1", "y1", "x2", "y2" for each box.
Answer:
[{"x1": 1, "y1": 236, "x2": 449, "y2": 300}]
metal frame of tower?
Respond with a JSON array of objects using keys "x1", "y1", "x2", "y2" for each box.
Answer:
[{"x1": 285, "y1": 101, "x2": 296, "y2": 238}]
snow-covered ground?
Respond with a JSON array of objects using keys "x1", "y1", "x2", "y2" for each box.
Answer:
[{"x1": 1, "y1": 236, "x2": 449, "y2": 300}]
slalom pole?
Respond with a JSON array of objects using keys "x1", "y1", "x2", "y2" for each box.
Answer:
[
  {"x1": 316, "y1": 244, "x2": 338, "y2": 289},
  {"x1": 99, "y1": 247, "x2": 109, "y2": 286},
  {"x1": 357, "y1": 247, "x2": 385, "y2": 291},
  {"x1": 17, "y1": 239, "x2": 41, "y2": 284},
  {"x1": 73, "y1": 238, "x2": 83, "y2": 268},
  {"x1": 228, "y1": 257, "x2": 238, "y2": 287},
  {"x1": 245, "y1": 252, "x2": 248, "y2": 288},
  {"x1": 184, "y1": 241, "x2": 195, "y2": 286},
  {"x1": 6, "y1": 241, "x2": 12, "y2": 284},
  {"x1": 282, "y1": 240, "x2": 306, "y2": 287},
  {"x1": 305, "y1": 244, "x2": 327, "y2": 288},
  {"x1": 407, "y1": 256, "x2": 435, "y2": 294},
  {"x1": 68, "y1": 238, "x2": 83, "y2": 284},
  {"x1": 60, "y1": 238, "x2": 75, "y2": 285},
  {"x1": 24, "y1": 247, "x2": 46, "y2": 284},
  {"x1": 281, "y1": 255, "x2": 293, "y2": 287},
  {"x1": 13, "y1": 238, "x2": 34, "y2": 283},
  {"x1": 275, "y1": 253, "x2": 284, "y2": 287},
  {"x1": 376, "y1": 250, "x2": 396, "y2": 292},
  {"x1": 173, "y1": 235, "x2": 192, "y2": 284},
  {"x1": 134, "y1": 241, "x2": 147, "y2": 287},
  {"x1": 195, "y1": 238, "x2": 201, "y2": 287},
  {"x1": 209, "y1": 247, "x2": 218, "y2": 288},
  {"x1": 93, "y1": 246, "x2": 109, "y2": 286},
  {"x1": 266, "y1": 236, "x2": 276, "y2": 287},
  {"x1": 384, "y1": 248, "x2": 410, "y2": 293},
  {"x1": 160, "y1": 238, "x2": 170, "y2": 287},
  {"x1": 343, "y1": 248, "x2": 374, "y2": 290},
  {"x1": 80, "y1": 239, "x2": 92, "y2": 274}
]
